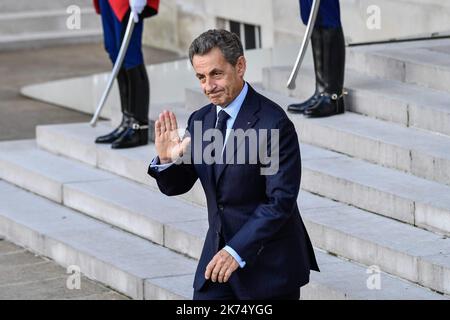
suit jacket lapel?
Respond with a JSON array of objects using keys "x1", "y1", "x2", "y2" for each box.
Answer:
[{"x1": 215, "y1": 85, "x2": 260, "y2": 184}]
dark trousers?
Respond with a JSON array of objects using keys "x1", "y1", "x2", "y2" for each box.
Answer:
[
  {"x1": 99, "y1": 0, "x2": 144, "y2": 69},
  {"x1": 299, "y1": 0, "x2": 342, "y2": 28},
  {"x1": 193, "y1": 281, "x2": 301, "y2": 300}
]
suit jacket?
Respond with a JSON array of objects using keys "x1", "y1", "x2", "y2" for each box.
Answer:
[
  {"x1": 93, "y1": 0, "x2": 159, "y2": 22},
  {"x1": 148, "y1": 84, "x2": 319, "y2": 299}
]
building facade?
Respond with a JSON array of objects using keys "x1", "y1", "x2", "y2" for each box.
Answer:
[{"x1": 142, "y1": 0, "x2": 450, "y2": 54}]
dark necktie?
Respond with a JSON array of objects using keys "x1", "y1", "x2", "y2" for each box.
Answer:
[
  {"x1": 215, "y1": 109, "x2": 230, "y2": 146},
  {"x1": 213, "y1": 109, "x2": 230, "y2": 181}
]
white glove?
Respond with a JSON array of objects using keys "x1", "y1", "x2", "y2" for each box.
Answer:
[{"x1": 130, "y1": 0, "x2": 146, "y2": 23}]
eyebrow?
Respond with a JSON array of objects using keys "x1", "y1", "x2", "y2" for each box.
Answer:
[{"x1": 196, "y1": 68, "x2": 223, "y2": 78}]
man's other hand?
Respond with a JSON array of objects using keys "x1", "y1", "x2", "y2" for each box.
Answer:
[{"x1": 205, "y1": 249, "x2": 239, "y2": 283}]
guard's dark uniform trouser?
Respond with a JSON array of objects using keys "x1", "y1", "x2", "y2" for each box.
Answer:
[
  {"x1": 299, "y1": 0, "x2": 342, "y2": 28},
  {"x1": 99, "y1": 0, "x2": 144, "y2": 69}
]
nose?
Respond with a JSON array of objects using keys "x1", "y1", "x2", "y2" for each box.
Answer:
[{"x1": 204, "y1": 77, "x2": 217, "y2": 94}]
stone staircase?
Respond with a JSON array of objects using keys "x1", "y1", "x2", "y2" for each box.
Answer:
[
  {"x1": 1, "y1": 38, "x2": 450, "y2": 299},
  {"x1": 0, "y1": 0, "x2": 102, "y2": 51}
]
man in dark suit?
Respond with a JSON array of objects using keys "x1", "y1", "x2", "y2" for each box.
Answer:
[{"x1": 147, "y1": 29, "x2": 319, "y2": 300}]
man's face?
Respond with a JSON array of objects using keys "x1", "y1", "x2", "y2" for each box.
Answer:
[{"x1": 192, "y1": 47, "x2": 246, "y2": 107}]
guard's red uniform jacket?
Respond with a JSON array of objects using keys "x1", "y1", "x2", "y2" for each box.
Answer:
[{"x1": 93, "y1": 0, "x2": 160, "y2": 22}]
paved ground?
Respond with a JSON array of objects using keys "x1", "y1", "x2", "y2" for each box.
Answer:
[
  {"x1": 0, "y1": 236, "x2": 128, "y2": 300},
  {"x1": 0, "y1": 42, "x2": 180, "y2": 141},
  {"x1": 0, "y1": 42, "x2": 180, "y2": 299}
]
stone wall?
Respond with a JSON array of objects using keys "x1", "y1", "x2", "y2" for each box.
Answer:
[
  {"x1": 143, "y1": 0, "x2": 450, "y2": 54},
  {"x1": 143, "y1": 0, "x2": 274, "y2": 55}
]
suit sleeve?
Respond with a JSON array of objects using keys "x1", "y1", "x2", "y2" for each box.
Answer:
[
  {"x1": 147, "y1": 113, "x2": 198, "y2": 196},
  {"x1": 227, "y1": 116, "x2": 301, "y2": 265}
]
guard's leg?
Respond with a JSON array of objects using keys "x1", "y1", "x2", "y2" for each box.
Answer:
[
  {"x1": 304, "y1": 26, "x2": 345, "y2": 117},
  {"x1": 112, "y1": 64, "x2": 149, "y2": 149},
  {"x1": 95, "y1": 0, "x2": 131, "y2": 143},
  {"x1": 287, "y1": 27, "x2": 325, "y2": 113},
  {"x1": 302, "y1": 0, "x2": 346, "y2": 117},
  {"x1": 95, "y1": 68, "x2": 131, "y2": 143},
  {"x1": 300, "y1": 0, "x2": 342, "y2": 28},
  {"x1": 111, "y1": 12, "x2": 149, "y2": 149},
  {"x1": 98, "y1": 0, "x2": 118, "y2": 63}
]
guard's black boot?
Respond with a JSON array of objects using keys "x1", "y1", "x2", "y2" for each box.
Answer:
[
  {"x1": 95, "y1": 68, "x2": 131, "y2": 143},
  {"x1": 111, "y1": 118, "x2": 149, "y2": 149},
  {"x1": 111, "y1": 64, "x2": 149, "y2": 149},
  {"x1": 288, "y1": 28, "x2": 325, "y2": 113},
  {"x1": 95, "y1": 114, "x2": 130, "y2": 143},
  {"x1": 287, "y1": 91, "x2": 320, "y2": 114},
  {"x1": 304, "y1": 92, "x2": 345, "y2": 117},
  {"x1": 304, "y1": 27, "x2": 346, "y2": 118}
]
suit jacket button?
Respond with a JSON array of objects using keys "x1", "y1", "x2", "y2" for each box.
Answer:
[{"x1": 218, "y1": 205, "x2": 224, "y2": 211}]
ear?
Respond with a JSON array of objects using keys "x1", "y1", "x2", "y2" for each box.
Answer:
[{"x1": 236, "y1": 56, "x2": 246, "y2": 77}]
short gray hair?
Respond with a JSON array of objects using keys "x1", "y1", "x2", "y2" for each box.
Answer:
[{"x1": 188, "y1": 29, "x2": 244, "y2": 66}]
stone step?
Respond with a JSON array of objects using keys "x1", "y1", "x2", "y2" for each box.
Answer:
[
  {"x1": 339, "y1": 0, "x2": 450, "y2": 45},
  {"x1": 34, "y1": 122, "x2": 450, "y2": 236},
  {"x1": 300, "y1": 192, "x2": 450, "y2": 296},
  {"x1": 64, "y1": 178, "x2": 208, "y2": 259},
  {"x1": 186, "y1": 84, "x2": 450, "y2": 186},
  {"x1": 0, "y1": 139, "x2": 114, "y2": 203},
  {"x1": 0, "y1": 139, "x2": 207, "y2": 258},
  {"x1": 251, "y1": 84, "x2": 450, "y2": 187},
  {"x1": 0, "y1": 9, "x2": 101, "y2": 36},
  {"x1": 0, "y1": 29, "x2": 102, "y2": 52},
  {"x1": 262, "y1": 65, "x2": 450, "y2": 137},
  {"x1": 347, "y1": 39, "x2": 450, "y2": 94},
  {"x1": 49, "y1": 170, "x2": 450, "y2": 295},
  {"x1": 54, "y1": 154, "x2": 450, "y2": 292},
  {"x1": 0, "y1": 180, "x2": 446, "y2": 300},
  {"x1": 0, "y1": 0, "x2": 93, "y2": 13},
  {"x1": 1, "y1": 138, "x2": 449, "y2": 294},
  {"x1": 301, "y1": 143, "x2": 450, "y2": 237},
  {"x1": 0, "y1": 180, "x2": 197, "y2": 300},
  {"x1": 0, "y1": 8, "x2": 101, "y2": 51},
  {"x1": 35, "y1": 122, "x2": 206, "y2": 207},
  {"x1": 305, "y1": 250, "x2": 447, "y2": 300}
]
